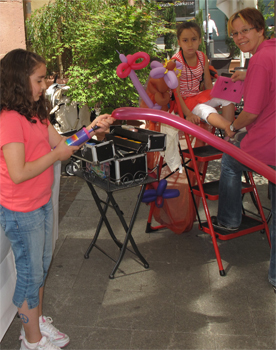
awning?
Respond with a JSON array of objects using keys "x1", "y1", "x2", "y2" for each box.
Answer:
[
  {"x1": 216, "y1": 0, "x2": 257, "y2": 64},
  {"x1": 216, "y1": 0, "x2": 257, "y2": 19}
]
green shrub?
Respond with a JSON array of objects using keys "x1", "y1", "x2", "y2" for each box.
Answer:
[
  {"x1": 195, "y1": 9, "x2": 206, "y2": 54},
  {"x1": 26, "y1": 0, "x2": 168, "y2": 113},
  {"x1": 161, "y1": 5, "x2": 178, "y2": 57}
]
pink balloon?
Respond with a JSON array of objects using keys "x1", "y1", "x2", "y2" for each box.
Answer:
[
  {"x1": 116, "y1": 52, "x2": 150, "y2": 78},
  {"x1": 117, "y1": 52, "x2": 154, "y2": 109},
  {"x1": 112, "y1": 107, "x2": 276, "y2": 184},
  {"x1": 126, "y1": 52, "x2": 149, "y2": 70}
]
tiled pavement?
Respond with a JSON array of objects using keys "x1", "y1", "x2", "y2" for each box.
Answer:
[
  {"x1": 58, "y1": 175, "x2": 84, "y2": 223},
  {"x1": 1, "y1": 165, "x2": 275, "y2": 350}
]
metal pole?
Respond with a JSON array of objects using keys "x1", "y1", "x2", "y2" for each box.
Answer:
[
  {"x1": 205, "y1": 0, "x2": 210, "y2": 58},
  {"x1": 23, "y1": 0, "x2": 32, "y2": 19},
  {"x1": 23, "y1": 0, "x2": 32, "y2": 49}
]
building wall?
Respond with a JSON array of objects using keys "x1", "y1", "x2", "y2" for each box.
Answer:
[
  {"x1": 199, "y1": 0, "x2": 227, "y2": 41},
  {"x1": 0, "y1": 0, "x2": 26, "y2": 59},
  {"x1": 31, "y1": 0, "x2": 50, "y2": 11},
  {"x1": 31, "y1": 0, "x2": 135, "y2": 12},
  {"x1": 199, "y1": 0, "x2": 274, "y2": 42}
]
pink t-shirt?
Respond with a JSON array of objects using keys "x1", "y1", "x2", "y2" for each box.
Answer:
[
  {"x1": 241, "y1": 39, "x2": 276, "y2": 166},
  {"x1": 0, "y1": 110, "x2": 54, "y2": 212}
]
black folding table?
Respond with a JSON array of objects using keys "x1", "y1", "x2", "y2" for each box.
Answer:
[{"x1": 75, "y1": 169, "x2": 157, "y2": 279}]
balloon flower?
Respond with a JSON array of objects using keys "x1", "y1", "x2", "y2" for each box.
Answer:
[
  {"x1": 150, "y1": 59, "x2": 182, "y2": 90},
  {"x1": 142, "y1": 179, "x2": 180, "y2": 208},
  {"x1": 116, "y1": 51, "x2": 162, "y2": 110},
  {"x1": 138, "y1": 59, "x2": 182, "y2": 111}
]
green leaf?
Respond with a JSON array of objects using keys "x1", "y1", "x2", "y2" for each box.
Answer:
[{"x1": 26, "y1": 0, "x2": 166, "y2": 111}]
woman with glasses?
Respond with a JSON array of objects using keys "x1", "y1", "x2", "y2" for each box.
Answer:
[{"x1": 211, "y1": 8, "x2": 276, "y2": 293}]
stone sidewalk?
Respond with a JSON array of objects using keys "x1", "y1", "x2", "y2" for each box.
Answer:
[{"x1": 1, "y1": 168, "x2": 275, "y2": 350}]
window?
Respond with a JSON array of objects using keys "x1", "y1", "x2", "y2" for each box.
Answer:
[{"x1": 157, "y1": 0, "x2": 195, "y2": 22}]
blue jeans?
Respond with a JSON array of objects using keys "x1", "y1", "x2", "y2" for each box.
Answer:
[
  {"x1": 217, "y1": 151, "x2": 276, "y2": 287},
  {"x1": 0, "y1": 199, "x2": 53, "y2": 309}
]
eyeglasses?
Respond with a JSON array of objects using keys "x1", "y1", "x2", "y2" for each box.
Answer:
[{"x1": 230, "y1": 27, "x2": 256, "y2": 38}]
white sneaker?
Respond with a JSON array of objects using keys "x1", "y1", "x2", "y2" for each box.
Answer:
[
  {"x1": 20, "y1": 335, "x2": 61, "y2": 350},
  {"x1": 20, "y1": 316, "x2": 70, "y2": 348}
]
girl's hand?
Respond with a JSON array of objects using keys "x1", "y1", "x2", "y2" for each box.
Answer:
[
  {"x1": 54, "y1": 138, "x2": 80, "y2": 161},
  {"x1": 89, "y1": 114, "x2": 115, "y2": 135},
  {"x1": 231, "y1": 70, "x2": 246, "y2": 82},
  {"x1": 186, "y1": 113, "x2": 201, "y2": 125}
]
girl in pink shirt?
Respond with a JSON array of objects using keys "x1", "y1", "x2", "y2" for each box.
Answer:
[{"x1": 0, "y1": 49, "x2": 114, "y2": 350}]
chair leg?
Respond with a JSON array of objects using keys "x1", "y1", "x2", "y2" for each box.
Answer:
[
  {"x1": 145, "y1": 201, "x2": 166, "y2": 233},
  {"x1": 247, "y1": 172, "x2": 271, "y2": 246},
  {"x1": 182, "y1": 133, "x2": 226, "y2": 275},
  {"x1": 201, "y1": 193, "x2": 226, "y2": 276}
]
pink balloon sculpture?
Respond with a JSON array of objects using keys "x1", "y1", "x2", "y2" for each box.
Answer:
[
  {"x1": 112, "y1": 107, "x2": 276, "y2": 184},
  {"x1": 116, "y1": 52, "x2": 161, "y2": 110}
]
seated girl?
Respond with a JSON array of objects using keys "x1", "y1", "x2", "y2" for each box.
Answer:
[{"x1": 172, "y1": 21, "x2": 235, "y2": 130}]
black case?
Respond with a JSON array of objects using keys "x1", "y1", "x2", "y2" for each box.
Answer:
[
  {"x1": 73, "y1": 152, "x2": 148, "y2": 185},
  {"x1": 70, "y1": 131, "x2": 151, "y2": 184},
  {"x1": 73, "y1": 139, "x2": 115, "y2": 164},
  {"x1": 109, "y1": 152, "x2": 148, "y2": 185},
  {"x1": 106, "y1": 126, "x2": 166, "y2": 153}
]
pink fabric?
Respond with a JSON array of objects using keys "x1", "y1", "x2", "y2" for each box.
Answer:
[
  {"x1": 241, "y1": 39, "x2": 276, "y2": 166},
  {"x1": 211, "y1": 76, "x2": 244, "y2": 103},
  {"x1": 0, "y1": 110, "x2": 54, "y2": 212}
]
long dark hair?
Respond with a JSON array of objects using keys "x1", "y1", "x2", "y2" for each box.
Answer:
[
  {"x1": 176, "y1": 21, "x2": 204, "y2": 90},
  {"x1": 0, "y1": 49, "x2": 50, "y2": 123},
  {"x1": 176, "y1": 21, "x2": 202, "y2": 40}
]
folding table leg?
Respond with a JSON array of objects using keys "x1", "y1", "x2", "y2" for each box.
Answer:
[
  {"x1": 84, "y1": 181, "x2": 123, "y2": 260},
  {"x1": 108, "y1": 184, "x2": 149, "y2": 279}
]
